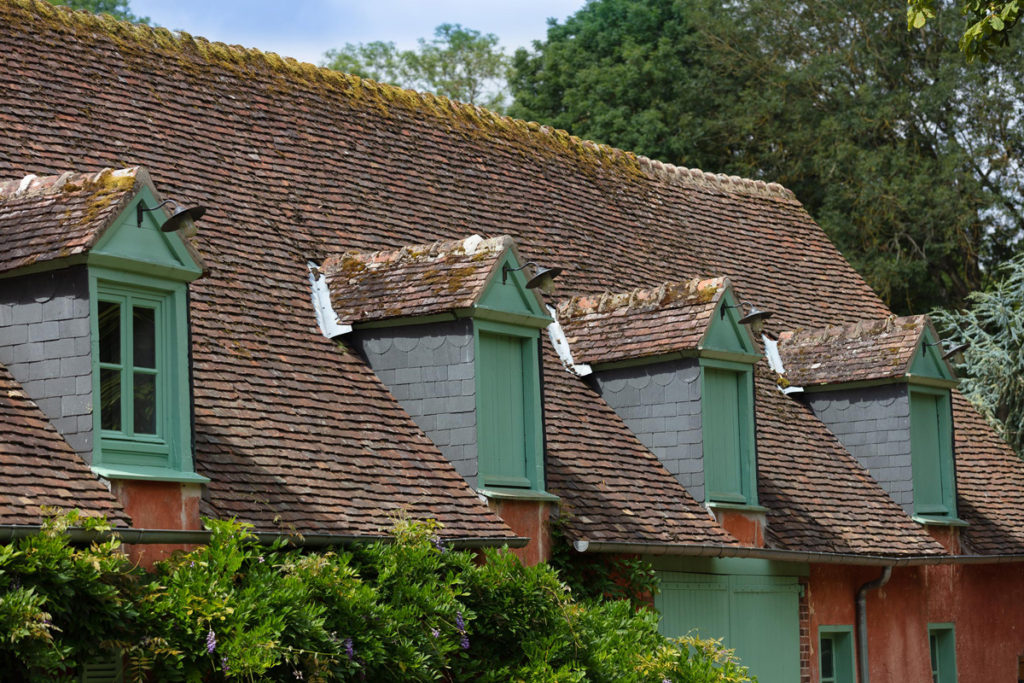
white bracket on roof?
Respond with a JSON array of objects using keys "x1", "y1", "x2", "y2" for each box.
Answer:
[
  {"x1": 763, "y1": 334, "x2": 803, "y2": 395},
  {"x1": 546, "y1": 305, "x2": 592, "y2": 377},
  {"x1": 308, "y1": 262, "x2": 352, "y2": 339}
]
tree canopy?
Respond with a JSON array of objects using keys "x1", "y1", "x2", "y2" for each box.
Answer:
[
  {"x1": 323, "y1": 24, "x2": 510, "y2": 111},
  {"x1": 510, "y1": 0, "x2": 1024, "y2": 315},
  {"x1": 932, "y1": 254, "x2": 1024, "y2": 457},
  {"x1": 45, "y1": 0, "x2": 147, "y2": 23},
  {"x1": 909, "y1": 0, "x2": 1021, "y2": 61}
]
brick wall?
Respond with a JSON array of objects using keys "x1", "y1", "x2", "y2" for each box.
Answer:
[
  {"x1": 350, "y1": 320, "x2": 480, "y2": 487},
  {"x1": 0, "y1": 266, "x2": 94, "y2": 459},
  {"x1": 592, "y1": 358, "x2": 705, "y2": 502},
  {"x1": 805, "y1": 384, "x2": 913, "y2": 514}
]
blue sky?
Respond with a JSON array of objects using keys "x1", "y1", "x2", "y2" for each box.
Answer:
[{"x1": 131, "y1": 1, "x2": 587, "y2": 65}]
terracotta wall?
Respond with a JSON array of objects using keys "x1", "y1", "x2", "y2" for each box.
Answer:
[
  {"x1": 485, "y1": 498, "x2": 553, "y2": 565},
  {"x1": 806, "y1": 561, "x2": 1024, "y2": 682},
  {"x1": 113, "y1": 480, "x2": 202, "y2": 567}
]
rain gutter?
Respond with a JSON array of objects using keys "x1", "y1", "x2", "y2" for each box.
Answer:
[
  {"x1": 0, "y1": 525, "x2": 528, "y2": 549},
  {"x1": 570, "y1": 539, "x2": 1024, "y2": 566}
]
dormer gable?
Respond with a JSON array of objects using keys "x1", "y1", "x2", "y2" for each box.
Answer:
[
  {"x1": 0, "y1": 167, "x2": 205, "y2": 484},
  {"x1": 777, "y1": 315, "x2": 961, "y2": 522},
  {"x1": 554, "y1": 278, "x2": 760, "y2": 509},
  {"x1": 317, "y1": 235, "x2": 554, "y2": 498}
]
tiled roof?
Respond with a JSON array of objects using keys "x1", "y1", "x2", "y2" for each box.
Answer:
[
  {"x1": 322, "y1": 234, "x2": 515, "y2": 324},
  {"x1": 541, "y1": 347, "x2": 737, "y2": 546},
  {"x1": 951, "y1": 391, "x2": 1024, "y2": 554},
  {"x1": 753, "y1": 366, "x2": 945, "y2": 556},
  {"x1": 0, "y1": 0, "x2": 1019, "y2": 554},
  {"x1": 0, "y1": 362, "x2": 130, "y2": 526},
  {"x1": 0, "y1": 167, "x2": 140, "y2": 275},
  {"x1": 777, "y1": 315, "x2": 932, "y2": 387},
  {"x1": 556, "y1": 278, "x2": 725, "y2": 365}
]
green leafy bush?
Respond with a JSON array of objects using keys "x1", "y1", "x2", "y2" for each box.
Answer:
[{"x1": 0, "y1": 514, "x2": 754, "y2": 682}]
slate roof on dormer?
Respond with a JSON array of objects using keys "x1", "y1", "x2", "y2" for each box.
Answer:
[
  {"x1": 777, "y1": 315, "x2": 951, "y2": 387},
  {"x1": 555, "y1": 278, "x2": 731, "y2": 365},
  {"x1": 321, "y1": 234, "x2": 537, "y2": 325},
  {"x1": 2, "y1": 0, "x2": 1024, "y2": 555},
  {"x1": 0, "y1": 362, "x2": 130, "y2": 526}
]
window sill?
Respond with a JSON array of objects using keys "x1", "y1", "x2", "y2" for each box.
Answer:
[
  {"x1": 912, "y1": 515, "x2": 968, "y2": 528},
  {"x1": 477, "y1": 487, "x2": 560, "y2": 503},
  {"x1": 707, "y1": 501, "x2": 768, "y2": 514},
  {"x1": 92, "y1": 464, "x2": 209, "y2": 484}
]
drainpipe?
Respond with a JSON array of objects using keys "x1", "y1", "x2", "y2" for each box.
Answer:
[{"x1": 855, "y1": 566, "x2": 892, "y2": 683}]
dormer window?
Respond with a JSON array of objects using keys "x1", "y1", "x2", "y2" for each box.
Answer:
[
  {"x1": 556, "y1": 278, "x2": 761, "y2": 508},
  {"x1": 317, "y1": 234, "x2": 554, "y2": 497},
  {"x1": 777, "y1": 316, "x2": 961, "y2": 523}
]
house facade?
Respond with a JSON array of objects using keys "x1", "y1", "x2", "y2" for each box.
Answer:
[{"x1": 2, "y1": 2, "x2": 1024, "y2": 681}]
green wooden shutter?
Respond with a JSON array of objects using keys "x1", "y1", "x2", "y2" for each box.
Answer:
[
  {"x1": 703, "y1": 367, "x2": 745, "y2": 503},
  {"x1": 928, "y1": 624, "x2": 957, "y2": 683},
  {"x1": 656, "y1": 572, "x2": 730, "y2": 640},
  {"x1": 477, "y1": 332, "x2": 530, "y2": 488},
  {"x1": 911, "y1": 390, "x2": 952, "y2": 516}
]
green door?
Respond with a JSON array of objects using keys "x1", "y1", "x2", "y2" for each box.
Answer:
[{"x1": 656, "y1": 571, "x2": 801, "y2": 683}]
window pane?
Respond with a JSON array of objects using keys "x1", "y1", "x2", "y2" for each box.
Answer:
[
  {"x1": 98, "y1": 301, "x2": 120, "y2": 364},
  {"x1": 133, "y1": 306, "x2": 156, "y2": 369},
  {"x1": 820, "y1": 637, "x2": 835, "y2": 679},
  {"x1": 133, "y1": 372, "x2": 157, "y2": 434},
  {"x1": 100, "y1": 368, "x2": 121, "y2": 430}
]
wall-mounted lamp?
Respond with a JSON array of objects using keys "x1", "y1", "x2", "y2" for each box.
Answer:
[
  {"x1": 942, "y1": 342, "x2": 968, "y2": 365},
  {"x1": 137, "y1": 199, "x2": 207, "y2": 232},
  {"x1": 502, "y1": 261, "x2": 564, "y2": 294},
  {"x1": 721, "y1": 300, "x2": 774, "y2": 335}
]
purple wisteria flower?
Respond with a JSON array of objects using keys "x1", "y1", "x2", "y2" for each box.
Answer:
[
  {"x1": 432, "y1": 536, "x2": 446, "y2": 553},
  {"x1": 344, "y1": 637, "x2": 355, "y2": 659},
  {"x1": 460, "y1": 633, "x2": 470, "y2": 650},
  {"x1": 206, "y1": 628, "x2": 216, "y2": 654},
  {"x1": 221, "y1": 656, "x2": 230, "y2": 673},
  {"x1": 431, "y1": 627, "x2": 440, "y2": 638},
  {"x1": 455, "y1": 612, "x2": 465, "y2": 631}
]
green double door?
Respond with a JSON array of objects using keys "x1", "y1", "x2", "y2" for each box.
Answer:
[{"x1": 656, "y1": 571, "x2": 802, "y2": 683}]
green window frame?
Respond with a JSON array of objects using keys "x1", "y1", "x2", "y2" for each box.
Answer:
[
  {"x1": 819, "y1": 626, "x2": 855, "y2": 683},
  {"x1": 910, "y1": 386, "x2": 956, "y2": 519},
  {"x1": 928, "y1": 623, "x2": 957, "y2": 683},
  {"x1": 700, "y1": 358, "x2": 757, "y2": 506},
  {"x1": 474, "y1": 319, "x2": 544, "y2": 492},
  {"x1": 89, "y1": 269, "x2": 202, "y2": 482}
]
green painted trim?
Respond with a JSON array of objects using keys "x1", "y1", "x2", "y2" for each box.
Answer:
[
  {"x1": 913, "y1": 515, "x2": 969, "y2": 527},
  {"x1": 591, "y1": 351, "x2": 696, "y2": 371},
  {"x1": 477, "y1": 487, "x2": 560, "y2": 502},
  {"x1": 707, "y1": 501, "x2": 768, "y2": 513},
  {"x1": 90, "y1": 268, "x2": 198, "y2": 480},
  {"x1": 699, "y1": 357, "x2": 756, "y2": 373},
  {"x1": 354, "y1": 312, "x2": 460, "y2": 329},
  {"x1": 476, "y1": 250, "x2": 549, "y2": 320},
  {"x1": 818, "y1": 625, "x2": 856, "y2": 683},
  {"x1": 474, "y1": 318, "x2": 545, "y2": 338},
  {"x1": 468, "y1": 306, "x2": 552, "y2": 328},
  {"x1": 91, "y1": 464, "x2": 209, "y2": 483},
  {"x1": 0, "y1": 254, "x2": 90, "y2": 280},
  {"x1": 910, "y1": 329, "x2": 956, "y2": 382},
  {"x1": 700, "y1": 289, "x2": 758, "y2": 355},
  {"x1": 650, "y1": 556, "x2": 809, "y2": 577},
  {"x1": 87, "y1": 253, "x2": 201, "y2": 283},
  {"x1": 91, "y1": 186, "x2": 202, "y2": 278},
  {"x1": 697, "y1": 348, "x2": 761, "y2": 364},
  {"x1": 907, "y1": 375, "x2": 959, "y2": 389}
]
